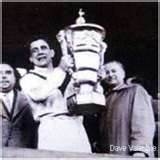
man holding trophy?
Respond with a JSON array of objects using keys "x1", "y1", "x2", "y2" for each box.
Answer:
[{"x1": 20, "y1": 8, "x2": 107, "y2": 152}]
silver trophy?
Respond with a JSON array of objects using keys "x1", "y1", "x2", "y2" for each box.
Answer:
[{"x1": 57, "y1": 9, "x2": 107, "y2": 115}]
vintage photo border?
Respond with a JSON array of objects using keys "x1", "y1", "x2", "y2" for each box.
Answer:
[{"x1": 1, "y1": 0, "x2": 159, "y2": 159}]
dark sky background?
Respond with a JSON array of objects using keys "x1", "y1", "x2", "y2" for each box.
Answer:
[{"x1": 2, "y1": 2, "x2": 158, "y2": 98}]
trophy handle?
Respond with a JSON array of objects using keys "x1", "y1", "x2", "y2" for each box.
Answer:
[
  {"x1": 97, "y1": 42, "x2": 107, "y2": 81},
  {"x1": 56, "y1": 30, "x2": 69, "y2": 56},
  {"x1": 56, "y1": 30, "x2": 74, "y2": 75},
  {"x1": 99, "y1": 42, "x2": 107, "y2": 66}
]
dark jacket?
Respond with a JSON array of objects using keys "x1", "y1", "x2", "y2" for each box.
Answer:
[{"x1": 0, "y1": 90, "x2": 37, "y2": 148}]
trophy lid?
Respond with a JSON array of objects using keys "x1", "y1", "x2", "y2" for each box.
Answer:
[{"x1": 66, "y1": 9, "x2": 106, "y2": 38}]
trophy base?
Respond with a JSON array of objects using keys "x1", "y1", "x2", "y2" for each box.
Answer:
[{"x1": 67, "y1": 92, "x2": 105, "y2": 115}]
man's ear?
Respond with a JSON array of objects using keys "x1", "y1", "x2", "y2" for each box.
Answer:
[
  {"x1": 122, "y1": 70, "x2": 126, "y2": 80},
  {"x1": 50, "y1": 49, "x2": 55, "y2": 58},
  {"x1": 29, "y1": 57, "x2": 33, "y2": 63}
]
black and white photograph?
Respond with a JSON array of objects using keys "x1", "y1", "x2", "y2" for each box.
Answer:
[{"x1": 1, "y1": 2, "x2": 158, "y2": 159}]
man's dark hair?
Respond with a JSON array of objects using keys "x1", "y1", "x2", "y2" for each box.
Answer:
[
  {"x1": 24, "y1": 34, "x2": 54, "y2": 56},
  {"x1": 14, "y1": 68, "x2": 21, "y2": 90}
]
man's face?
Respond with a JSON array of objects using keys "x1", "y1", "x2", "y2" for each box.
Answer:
[
  {"x1": 104, "y1": 62, "x2": 125, "y2": 87},
  {"x1": 29, "y1": 39, "x2": 54, "y2": 67},
  {"x1": 0, "y1": 64, "x2": 16, "y2": 93}
]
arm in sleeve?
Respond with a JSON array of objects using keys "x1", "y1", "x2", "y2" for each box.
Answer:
[
  {"x1": 20, "y1": 68, "x2": 66, "y2": 101},
  {"x1": 130, "y1": 85, "x2": 155, "y2": 156},
  {"x1": 46, "y1": 89, "x2": 68, "y2": 114}
]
